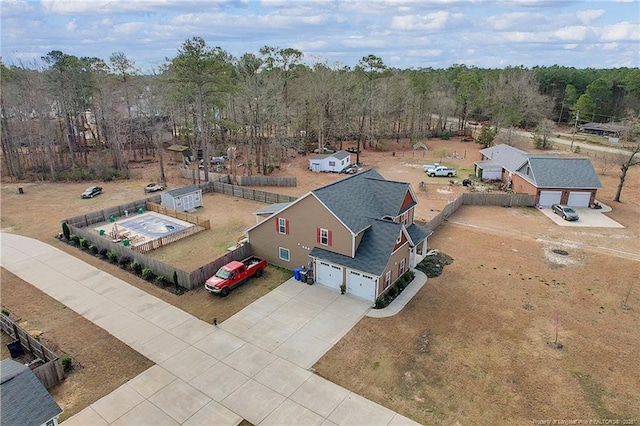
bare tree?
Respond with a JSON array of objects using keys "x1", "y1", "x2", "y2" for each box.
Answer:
[{"x1": 614, "y1": 110, "x2": 640, "y2": 202}]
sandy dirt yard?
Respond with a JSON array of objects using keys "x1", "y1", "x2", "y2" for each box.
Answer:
[{"x1": 2, "y1": 136, "x2": 639, "y2": 424}]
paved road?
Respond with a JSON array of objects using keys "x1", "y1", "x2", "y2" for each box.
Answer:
[
  {"x1": 1, "y1": 233, "x2": 422, "y2": 426},
  {"x1": 508, "y1": 128, "x2": 631, "y2": 156}
]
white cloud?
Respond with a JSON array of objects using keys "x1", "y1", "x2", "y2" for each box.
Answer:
[
  {"x1": 576, "y1": 9, "x2": 605, "y2": 24},
  {"x1": 391, "y1": 11, "x2": 464, "y2": 31},
  {"x1": 1, "y1": 0, "x2": 33, "y2": 17},
  {"x1": 563, "y1": 44, "x2": 578, "y2": 49},
  {"x1": 598, "y1": 21, "x2": 640, "y2": 41},
  {"x1": 553, "y1": 25, "x2": 590, "y2": 41},
  {"x1": 66, "y1": 19, "x2": 76, "y2": 31}
]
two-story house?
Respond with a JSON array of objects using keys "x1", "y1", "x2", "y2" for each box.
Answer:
[{"x1": 245, "y1": 169, "x2": 431, "y2": 302}]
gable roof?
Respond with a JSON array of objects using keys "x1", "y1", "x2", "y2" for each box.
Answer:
[
  {"x1": 313, "y1": 169, "x2": 415, "y2": 234},
  {"x1": 1, "y1": 359, "x2": 63, "y2": 426},
  {"x1": 479, "y1": 144, "x2": 531, "y2": 173},
  {"x1": 310, "y1": 218, "x2": 404, "y2": 276},
  {"x1": 310, "y1": 150, "x2": 351, "y2": 161},
  {"x1": 166, "y1": 184, "x2": 202, "y2": 197},
  {"x1": 516, "y1": 157, "x2": 602, "y2": 189},
  {"x1": 253, "y1": 202, "x2": 292, "y2": 216}
]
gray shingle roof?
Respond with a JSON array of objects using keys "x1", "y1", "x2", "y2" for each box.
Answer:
[
  {"x1": 310, "y1": 150, "x2": 351, "y2": 161},
  {"x1": 479, "y1": 144, "x2": 531, "y2": 173},
  {"x1": 516, "y1": 157, "x2": 602, "y2": 189},
  {"x1": 254, "y1": 202, "x2": 291, "y2": 215},
  {"x1": 167, "y1": 184, "x2": 201, "y2": 197},
  {"x1": 1, "y1": 359, "x2": 63, "y2": 426},
  {"x1": 406, "y1": 223, "x2": 432, "y2": 245},
  {"x1": 310, "y1": 218, "x2": 403, "y2": 276},
  {"x1": 313, "y1": 169, "x2": 413, "y2": 234}
]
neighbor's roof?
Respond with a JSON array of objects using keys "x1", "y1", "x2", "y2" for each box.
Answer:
[
  {"x1": 1, "y1": 359, "x2": 63, "y2": 426},
  {"x1": 479, "y1": 144, "x2": 531, "y2": 172},
  {"x1": 167, "y1": 144, "x2": 190, "y2": 152},
  {"x1": 253, "y1": 202, "x2": 291, "y2": 216},
  {"x1": 578, "y1": 122, "x2": 627, "y2": 134},
  {"x1": 166, "y1": 184, "x2": 202, "y2": 197},
  {"x1": 312, "y1": 169, "x2": 416, "y2": 234},
  {"x1": 474, "y1": 160, "x2": 502, "y2": 171},
  {"x1": 310, "y1": 150, "x2": 351, "y2": 161},
  {"x1": 310, "y1": 218, "x2": 403, "y2": 276},
  {"x1": 516, "y1": 157, "x2": 602, "y2": 189}
]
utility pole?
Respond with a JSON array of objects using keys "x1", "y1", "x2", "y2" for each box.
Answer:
[{"x1": 571, "y1": 110, "x2": 580, "y2": 152}]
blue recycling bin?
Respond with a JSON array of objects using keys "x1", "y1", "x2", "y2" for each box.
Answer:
[{"x1": 293, "y1": 267, "x2": 303, "y2": 281}]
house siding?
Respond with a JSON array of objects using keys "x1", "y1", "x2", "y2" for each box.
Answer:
[
  {"x1": 511, "y1": 174, "x2": 537, "y2": 196},
  {"x1": 377, "y1": 243, "x2": 411, "y2": 297},
  {"x1": 247, "y1": 194, "x2": 352, "y2": 269}
]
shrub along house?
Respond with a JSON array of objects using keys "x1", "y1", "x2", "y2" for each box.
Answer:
[{"x1": 245, "y1": 169, "x2": 431, "y2": 302}]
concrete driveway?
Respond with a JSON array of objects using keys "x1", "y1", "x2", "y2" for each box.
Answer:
[
  {"x1": 537, "y1": 203, "x2": 624, "y2": 228},
  {"x1": 1, "y1": 233, "x2": 421, "y2": 426}
]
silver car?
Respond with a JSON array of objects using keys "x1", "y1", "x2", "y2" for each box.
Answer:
[{"x1": 552, "y1": 204, "x2": 579, "y2": 221}]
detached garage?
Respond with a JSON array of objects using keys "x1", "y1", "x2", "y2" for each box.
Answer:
[{"x1": 514, "y1": 157, "x2": 602, "y2": 207}]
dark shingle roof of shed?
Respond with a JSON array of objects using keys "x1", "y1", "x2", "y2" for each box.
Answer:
[
  {"x1": 312, "y1": 169, "x2": 413, "y2": 234},
  {"x1": 310, "y1": 219, "x2": 403, "y2": 276},
  {"x1": 254, "y1": 202, "x2": 291, "y2": 215},
  {"x1": 516, "y1": 157, "x2": 602, "y2": 189},
  {"x1": 167, "y1": 184, "x2": 202, "y2": 197},
  {"x1": 1, "y1": 359, "x2": 63, "y2": 426}
]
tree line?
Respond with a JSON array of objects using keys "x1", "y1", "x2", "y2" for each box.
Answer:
[{"x1": 1, "y1": 36, "x2": 639, "y2": 182}]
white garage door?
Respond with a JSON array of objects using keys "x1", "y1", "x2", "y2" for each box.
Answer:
[
  {"x1": 538, "y1": 190, "x2": 562, "y2": 206},
  {"x1": 567, "y1": 191, "x2": 591, "y2": 207},
  {"x1": 315, "y1": 261, "x2": 342, "y2": 289},
  {"x1": 347, "y1": 270, "x2": 377, "y2": 301}
]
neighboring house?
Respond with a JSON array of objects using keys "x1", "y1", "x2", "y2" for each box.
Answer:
[
  {"x1": 476, "y1": 144, "x2": 602, "y2": 207},
  {"x1": 160, "y1": 185, "x2": 203, "y2": 212},
  {"x1": 309, "y1": 150, "x2": 351, "y2": 172},
  {"x1": 1, "y1": 359, "x2": 63, "y2": 426},
  {"x1": 512, "y1": 157, "x2": 602, "y2": 207},
  {"x1": 246, "y1": 169, "x2": 431, "y2": 302},
  {"x1": 475, "y1": 144, "x2": 532, "y2": 182},
  {"x1": 578, "y1": 122, "x2": 626, "y2": 138},
  {"x1": 166, "y1": 144, "x2": 192, "y2": 163}
]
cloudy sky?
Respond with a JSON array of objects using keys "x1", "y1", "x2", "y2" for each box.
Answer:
[{"x1": 1, "y1": 0, "x2": 639, "y2": 72}]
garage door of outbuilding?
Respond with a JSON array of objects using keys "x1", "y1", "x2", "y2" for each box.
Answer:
[
  {"x1": 315, "y1": 261, "x2": 343, "y2": 289},
  {"x1": 567, "y1": 191, "x2": 592, "y2": 207},
  {"x1": 346, "y1": 270, "x2": 377, "y2": 301},
  {"x1": 538, "y1": 190, "x2": 562, "y2": 206}
]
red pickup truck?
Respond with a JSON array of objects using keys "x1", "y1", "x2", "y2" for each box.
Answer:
[{"x1": 205, "y1": 256, "x2": 267, "y2": 297}]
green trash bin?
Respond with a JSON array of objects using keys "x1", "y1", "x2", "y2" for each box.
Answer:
[
  {"x1": 123, "y1": 239, "x2": 130, "y2": 247},
  {"x1": 99, "y1": 229, "x2": 105, "y2": 235},
  {"x1": 137, "y1": 207, "x2": 144, "y2": 214}
]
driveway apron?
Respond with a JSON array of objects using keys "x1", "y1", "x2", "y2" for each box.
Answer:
[{"x1": 1, "y1": 233, "x2": 421, "y2": 426}]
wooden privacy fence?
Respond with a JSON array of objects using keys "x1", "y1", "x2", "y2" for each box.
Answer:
[
  {"x1": 201, "y1": 181, "x2": 297, "y2": 203},
  {"x1": 180, "y1": 167, "x2": 297, "y2": 187},
  {"x1": 1, "y1": 314, "x2": 65, "y2": 389},
  {"x1": 236, "y1": 175, "x2": 297, "y2": 187},
  {"x1": 426, "y1": 192, "x2": 535, "y2": 231},
  {"x1": 146, "y1": 202, "x2": 211, "y2": 229},
  {"x1": 132, "y1": 225, "x2": 205, "y2": 254},
  {"x1": 65, "y1": 195, "x2": 161, "y2": 228},
  {"x1": 189, "y1": 244, "x2": 252, "y2": 287}
]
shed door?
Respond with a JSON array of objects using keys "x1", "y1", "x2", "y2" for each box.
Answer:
[
  {"x1": 347, "y1": 270, "x2": 377, "y2": 301},
  {"x1": 567, "y1": 191, "x2": 591, "y2": 207},
  {"x1": 538, "y1": 190, "x2": 562, "y2": 206},
  {"x1": 315, "y1": 261, "x2": 342, "y2": 289},
  {"x1": 183, "y1": 194, "x2": 195, "y2": 211}
]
